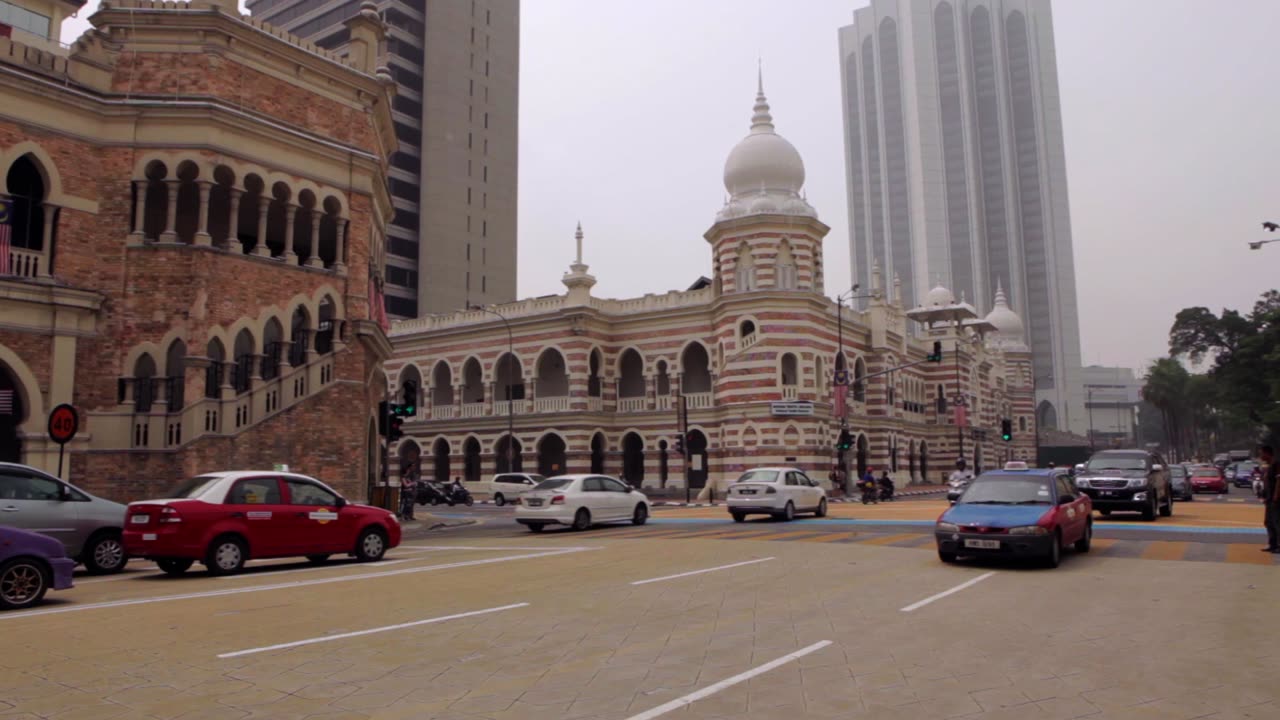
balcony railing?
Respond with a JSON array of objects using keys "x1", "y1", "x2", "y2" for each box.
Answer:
[
  {"x1": 618, "y1": 397, "x2": 647, "y2": 413},
  {"x1": 432, "y1": 404, "x2": 457, "y2": 419},
  {"x1": 781, "y1": 386, "x2": 798, "y2": 400},
  {"x1": 586, "y1": 396, "x2": 603, "y2": 412},
  {"x1": 534, "y1": 395, "x2": 570, "y2": 413},
  {"x1": 656, "y1": 395, "x2": 673, "y2": 411},
  {"x1": 740, "y1": 333, "x2": 759, "y2": 350},
  {"x1": 685, "y1": 392, "x2": 713, "y2": 409},
  {"x1": 493, "y1": 399, "x2": 527, "y2": 416},
  {"x1": 5, "y1": 247, "x2": 45, "y2": 278},
  {"x1": 460, "y1": 402, "x2": 486, "y2": 418}
]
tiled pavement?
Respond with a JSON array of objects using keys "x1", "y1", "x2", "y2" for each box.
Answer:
[{"x1": 605, "y1": 522, "x2": 1280, "y2": 565}]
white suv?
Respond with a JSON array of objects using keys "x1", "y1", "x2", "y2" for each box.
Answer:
[
  {"x1": 727, "y1": 467, "x2": 828, "y2": 522},
  {"x1": 485, "y1": 473, "x2": 546, "y2": 506}
]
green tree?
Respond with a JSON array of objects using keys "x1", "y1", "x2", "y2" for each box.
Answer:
[{"x1": 1142, "y1": 358, "x2": 1191, "y2": 459}]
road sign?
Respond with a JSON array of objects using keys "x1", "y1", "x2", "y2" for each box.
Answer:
[
  {"x1": 47, "y1": 404, "x2": 79, "y2": 445},
  {"x1": 771, "y1": 401, "x2": 815, "y2": 417}
]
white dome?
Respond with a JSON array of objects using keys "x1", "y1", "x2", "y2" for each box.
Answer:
[
  {"x1": 723, "y1": 77, "x2": 806, "y2": 199},
  {"x1": 986, "y1": 282, "x2": 1024, "y2": 338},
  {"x1": 925, "y1": 282, "x2": 955, "y2": 307}
]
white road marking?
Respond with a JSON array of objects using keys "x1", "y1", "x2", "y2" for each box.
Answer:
[
  {"x1": 623, "y1": 640, "x2": 833, "y2": 720},
  {"x1": 0, "y1": 548, "x2": 588, "y2": 621},
  {"x1": 900, "y1": 572, "x2": 996, "y2": 612},
  {"x1": 400, "y1": 544, "x2": 600, "y2": 552},
  {"x1": 216, "y1": 558, "x2": 409, "y2": 580},
  {"x1": 629, "y1": 557, "x2": 775, "y2": 586},
  {"x1": 216, "y1": 603, "x2": 529, "y2": 658}
]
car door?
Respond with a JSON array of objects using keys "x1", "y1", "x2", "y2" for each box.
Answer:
[
  {"x1": 0, "y1": 468, "x2": 80, "y2": 555},
  {"x1": 782, "y1": 472, "x2": 803, "y2": 509},
  {"x1": 283, "y1": 478, "x2": 350, "y2": 554},
  {"x1": 601, "y1": 477, "x2": 634, "y2": 520},
  {"x1": 580, "y1": 477, "x2": 608, "y2": 517},
  {"x1": 223, "y1": 476, "x2": 291, "y2": 558},
  {"x1": 1056, "y1": 475, "x2": 1085, "y2": 543},
  {"x1": 795, "y1": 471, "x2": 822, "y2": 510}
]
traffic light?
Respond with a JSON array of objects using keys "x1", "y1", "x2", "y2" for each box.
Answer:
[
  {"x1": 1001, "y1": 418, "x2": 1013, "y2": 442},
  {"x1": 377, "y1": 400, "x2": 389, "y2": 437},
  {"x1": 674, "y1": 435, "x2": 686, "y2": 456},
  {"x1": 389, "y1": 415, "x2": 405, "y2": 442},
  {"x1": 399, "y1": 380, "x2": 418, "y2": 416},
  {"x1": 927, "y1": 341, "x2": 944, "y2": 362},
  {"x1": 837, "y1": 429, "x2": 853, "y2": 451}
]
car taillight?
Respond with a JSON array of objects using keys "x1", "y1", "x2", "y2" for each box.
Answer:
[
  {"x1": 550, "y1": 495, "x2": 565, "y2": 505},
  {"x1": 1036, "y1": 507, "x2": 1057, "y2": 529},
  {"x1": 766, "y1": 486, "x2": 777, "y2": 494},
  {"x1": 160, "y1": 506, "x2": 183, "y2": 524},
  {"x1": 512, "y1": 497, "x2": 521, "y2": 505}
]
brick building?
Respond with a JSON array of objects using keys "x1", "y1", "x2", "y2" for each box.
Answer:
[
  {"x1": 386, "y1": 80, "x2": 1036, "y2": 494},
  {"x1": 0, "y1": 0, "x2": 396, "y2": 501}
]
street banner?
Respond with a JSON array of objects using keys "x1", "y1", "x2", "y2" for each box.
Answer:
[
  {"x1": 833, "y1": 385, "x2": 847, "y2": 419},
  {"x1": 954, "y1": 404, "x2": 967, "y2": 427}
]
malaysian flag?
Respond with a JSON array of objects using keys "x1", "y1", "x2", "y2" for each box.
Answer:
[
  {"x1": 0, "y1": 198, "x2": 11, "y2": 276},
  {"x1": 0, "y1": 390, "x2": 13, "y2": 416},
  {"x1": 833, "y1": 384, "x2": 847, "y2": 419},
  {"x1": 368, "y1": 277, "x2": 389, "y2": 332}
]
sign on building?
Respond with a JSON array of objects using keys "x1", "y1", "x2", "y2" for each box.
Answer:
[{"x1": 771, "y1": 401, "x2": 815, "y2": 417}]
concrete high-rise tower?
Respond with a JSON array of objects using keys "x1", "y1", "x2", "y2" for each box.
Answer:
[
  {"x1": 249, "y1": 0, "x2": 519, "y2": 318},
  {"x1": 838, "y1": 0, "x2": 1085, "y2": 434}
]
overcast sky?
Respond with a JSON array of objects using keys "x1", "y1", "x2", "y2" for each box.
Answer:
[{"x1": 63, "y1": 1, "x2": 1280, "y2": 373}]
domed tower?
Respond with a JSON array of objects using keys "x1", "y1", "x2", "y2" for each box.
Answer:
[{"x1": 705, "y1": 70, "x2": 829, "y2": 296}]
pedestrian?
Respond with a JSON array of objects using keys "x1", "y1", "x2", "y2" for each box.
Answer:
[
  {"x1": 400, "y1": 464, "x2": 417, "y2": 521},
  {"x1": 949, "y1": 460, "x2": 973, "y2": 485},
  {"x1": 1260, "y1": 445, "x2": 1279, "y2": 553}
]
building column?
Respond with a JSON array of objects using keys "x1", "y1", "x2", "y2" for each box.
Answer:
[
  {"x1": 305, "y1": 209, "x2": 324, "y2": 268},
  {"x1": 130, "y1": 181, "x2": 147, "y2": 243},
  {"x1": 334, "y1": 218, "x2": 348, "y2": 273},
  {"x1": 194, "y1": 181, "x2": 213, "y2": 246},
  {"x1": 253, "y1": 198, "x2": 270, "y2": 256},
  {"x1": 159, "y1": 180, "x2": 179, "y2": 242},
  {"x1": 284, "y1": 204, "x2": 299, "y2": 264},
  {"x1": 38, "y1": 206, "x2": 56, "y2": 276},
  {"x1": 223, "y1": 189, "x2": 242, "y2": 249}
]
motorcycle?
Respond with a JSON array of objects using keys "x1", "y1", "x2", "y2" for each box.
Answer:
[
  {"x1": 878, "y1": 480, "x2": 895, "y2": 502},
  {"x1": 416, "y1": 481, "x2": 448, "y2": 506},
  {"x1": 860, "y1": 480, "x2": 879, "y2": 505},
  {"x1": 442, "y1": 483, "x2": 474, "y2": 507}
]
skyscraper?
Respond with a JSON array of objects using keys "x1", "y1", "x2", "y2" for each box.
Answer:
[
  {"x1": 838, "y1": 0, "x2": 1085, "y2": 434},
  {"x1": 249, "y1": 0, "x2": 519, "y2": 317}
]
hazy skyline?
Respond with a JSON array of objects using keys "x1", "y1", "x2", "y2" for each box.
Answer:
[{"x1": 62, "y1": 0, "x2": 1280, "y2": 373}]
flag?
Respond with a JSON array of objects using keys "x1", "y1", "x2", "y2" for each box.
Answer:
[
  {"x1": 954, "y1": 404, "x2": 968, "y2": 427},
  {"x1": 0, "y1": 198, "x2": 11, "y2": 276},
  {"x1": 833, "y1": 384, "x2": 847, "y2": 419},
  {"x1": 0, "y1": 390, "x2": 12, "y2": 415},
  {"x1": 368, "y1": 277, "x2": 389, "y2": 332}
]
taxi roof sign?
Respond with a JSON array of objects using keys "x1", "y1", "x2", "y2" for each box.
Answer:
[{"x1": 1003, "y1": 461, "x2": 1030, "y2": 471}]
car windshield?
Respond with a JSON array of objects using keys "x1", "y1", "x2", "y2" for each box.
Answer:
[
  {"x1": 1234, "y1": 463, "x2": 1257, "y2": 473},
  {"x1": 1085, "y1": 455, "x2": 1146, "y2": 471},
  {"x1": 164, "y1": 475, "x2": 222, "y2": 499},
  {"x1": 1192, "y1": 468, "x2": 1221, "y2": 477},
  {"x1": 533, "y1": 478, "x2": 574, "y2": 491},
  {"x1": 736, "y1": 470, "x2": 780, "y2": 483},
  {"x1": 1170, "y1": 466, "x2": 1186, "y2": 478},
  {"x1": 959, "y1": 476, "x2": 1055, "y2": 505}
]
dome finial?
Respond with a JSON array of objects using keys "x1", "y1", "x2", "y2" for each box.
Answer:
[
  {"x1": 574, "y1": 221, "x2": 583, "y2": 264},
  {"x1": 751, "y1": 61, "x2": 774, "y2": 133}
]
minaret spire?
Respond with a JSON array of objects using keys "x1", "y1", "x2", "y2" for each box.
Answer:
[
  {"x1": 751, "y1": 60, "x2": 774, "y2": 134},
  {"x1": 574, "y1": 221, "x2": 583, "y2": 264}
]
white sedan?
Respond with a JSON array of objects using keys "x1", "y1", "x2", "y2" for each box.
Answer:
[
  {"x1": 515, "y1": 475, "x2": 651, "y2": 532},
  {"x1": 726, "y1": 467, "x2": 828, "y2": 522}
]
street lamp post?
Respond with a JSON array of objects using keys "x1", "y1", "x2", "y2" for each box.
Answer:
[
  {"x1": 470, "y1": 304, "x2": 515, "y2": 473},
  {"x1": 833, "y1": 284, "x2": 877, "y2": 472}
]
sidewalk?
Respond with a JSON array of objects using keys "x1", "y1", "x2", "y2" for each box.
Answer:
[
  {"x1": 650, "y1": 484, "x2": 949, "y2": 508},
  {"x1": 396, "y1": 511, "x2": 478, "y2": 539}
]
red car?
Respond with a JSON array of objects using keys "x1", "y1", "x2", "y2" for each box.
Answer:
[
  {"x1": 123, "y1": 471, "x2": 401, "y2": 576},
  {"x1": 1189, "y1": 466, "x2": 1227, "y2": 494}
]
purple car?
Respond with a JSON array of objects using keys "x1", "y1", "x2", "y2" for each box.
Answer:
[{"x1": 1, "y1": 526, "x2": 75, "y2": 610}]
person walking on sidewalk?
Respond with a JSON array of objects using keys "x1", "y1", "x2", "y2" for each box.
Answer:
[
  {"x1": 399, "y1": 464, "x2": 418, "y2": 521},
  {"x1": 1260, "y1": 445, "x2": 1279, "y2": 552}
]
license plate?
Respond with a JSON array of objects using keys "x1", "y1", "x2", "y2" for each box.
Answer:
[
  {"x1": 739, "y1": 489, "x2": 756, "y2": 495},
  {"x1": 964, "y1": 539, "x2": 1000, "y2": 550},
  {"x1": 1101, "y1": 491, "x2": 1113, "y2": 497},
  {"x1": 525, "y1": 499, "x2": 543, "y2": 507},
  {"x1": 131, "y1": 515, "x2": 150, "y2": 524},
  {"x1": 142, "y1": 533, "x2": 156, "y2": 541}
]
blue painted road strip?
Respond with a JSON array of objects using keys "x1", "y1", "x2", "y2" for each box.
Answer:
[{"x1": 646, "y1": 517, "x2": 1266, "y2": 535}]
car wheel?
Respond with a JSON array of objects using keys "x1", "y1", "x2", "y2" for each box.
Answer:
[
  {"x1": 354, "y1": 528, "x2": 388, "y2": 562},
  {"x1": 815, "y1": 498, "x2": 828, "y2": 518},
  {"x1": 1160, "y1": 492, "x2": 1173, "y2": 517},
  {"x1": 83, "y1": 532, "x2": 128, "y2": 575},
  {"x1": 527, "y1": 523, "x2": 545, "y2": 533},
  {"x1": 938, "y1": 550, "x2": 957, "y2": 564},
  {"x1": 782, "y1": 502, "x2": 795, "y2": 522},
  {"x1": 1142, "y1": 494, "x2": 1158, "y2": 522},
  {"x1": 1045, "y1": 531, "x2": 1062, "y2": 568},
  {"x1": 632, "y1": 504, "x2": 648, "y2": 526},
  {"x1": 157, "y1": 559, "x2": 193, "y2": 576},
  {"x1": 306, "y1": 554, "x2": 331, "y2": 565},
  {"x1": 494, "y1": 493, "x2": 506, "y2": 507},
  {"x1": 0, "y1": 558, "x2": 49, "y2": 610},
  {"x1": 1075, "y1": 522, "x2": 1092, "y2": 553},
  {"x1": 572, "y1": 508, "x2": 591, "y2": 531},
  {"x1": 205, "y1": 536, "x2": 247, "y2": 576},
  {"x1": 731, "y1": 512, "x2": 746, "y2": 523}
]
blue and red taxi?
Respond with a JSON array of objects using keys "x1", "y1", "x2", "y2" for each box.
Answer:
[
  {"x1": 935, "y1": 462, "x2": 1092, "y2": 568},
  {"x1": 123, "y1": 471, "x2": 401, "y2": 576}
]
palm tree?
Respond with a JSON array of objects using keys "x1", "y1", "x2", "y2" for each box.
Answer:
[{"x1": 1143, "y1": 358, "x2": 1191, "y2": 460}]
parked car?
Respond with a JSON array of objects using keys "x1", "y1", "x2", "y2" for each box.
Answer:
[
  {"x1": 515, "y1": 475, "x2": 649, "y2": 532},
  {"x1": 0, "y1": 462, "x2": 129, "y2": 574},
  {"x1": 123, "y1": 471, "x2": 401, "y2": 576},
  {"x1": 0, "y1": 526, "x2": 75, "y2": 610},
  {"x1": 935, "y1": 467, "x2": 1092, "y2": 568},
  {"x1": 1073, "y1": 449, "x2": 1172, "y2": 521},
  {"x1": 726, "y1": 467, "x2": 828, "y2": 522},
  {"x1": 1189, "y1": 465, "x2": 1228, "y2": 494},
  {"x1": 1228, "y1": 461, "x2": 1259, "y2": 489},
  {"x1": 482, "y1": 473, "x2": 546, "y2": 506},
  {"x1": 1169, "y1": 464, "x2": 1194, "y2": 501}
]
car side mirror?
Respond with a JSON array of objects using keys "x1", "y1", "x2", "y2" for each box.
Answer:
[
  {"x1": 58, "y1": 486, "x2": 71, "y2": 502},
  {"x1": 625, "y1": 486, "x2": 634, "y2": 493},
  {"x1": 335, "y1": 497, "x2": 348, "y2": 509}
]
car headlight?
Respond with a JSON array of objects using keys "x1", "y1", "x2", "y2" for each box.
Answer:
[
  {"x1": 388, "y1": 513, "x2": 400, "y2": 524},
  {"x1": 1008, "y1": 525, "x2": 1049, "y2": 535},
  {"x1": 937, "y1": 522, "x2": 959, "y2": 532},
  {"x1": 1075, "y1": 478, "x2": 1089, "y2": 488},
  {"x1": 1128, "y1": 478, "x2": 1149, "y2": 488}
]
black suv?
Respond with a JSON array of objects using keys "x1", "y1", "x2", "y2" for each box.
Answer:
[{"x1": 1073, "y1": 449, "x2": 1173, "y2": 521}]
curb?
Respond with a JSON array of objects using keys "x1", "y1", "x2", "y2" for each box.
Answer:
[{"x1": 654, "y1": 488, "x2": 948, "y2": 508}]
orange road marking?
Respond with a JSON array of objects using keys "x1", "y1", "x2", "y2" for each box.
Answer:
[
  {"x1": 858, "y1": 533, "x2": 927, "y2": 546},
  {"x1": 1088, "y1": 538, "x2": 1117, "y2": 552},
  {"x1": 804, "y1": 532, "x2": 857, "y2": 543},
  {"x1": 1140, "y1": 541, "x2": 1189, "y2": 561},
  {"x1": 1225, "y1": 544, "x2": 1276, "y2": 565},
  {"x1": 741, "y1": 530, "x2": 827, "y2": 542}
]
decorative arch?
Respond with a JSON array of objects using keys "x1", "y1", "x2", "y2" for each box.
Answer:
[
  {"x1": 430, "y1": 360, "x2": 455, "y2": 407},
  {"x1": 430, "y1": 436, "x2": 451, "y2": 483},
  {"x1": 122, "y1": 341, "x2": 163, "y2": 378},
  {"x1": 460, "y1": 356, "x2": 484, "y2": 403},
  {"x1": 617, "y1": 347, "x2": 645, "y2": 399},
  {"x1": 678, "y1": 340, "x2": 712, "y2": 393},
  {"x1": 535, "y1": 346, "x2": 569, "y2": 397},
  {"x1": 0, "y1": 345, "x2": 45, "y2": 431},
  {"x1": 737, "y1": 315, "x2": 760, "y2": 345},
  {"x1": 0, "y1": 141, "x2": 95, "y2": 212},
  {"x1": 536, "y1": 431, "x2": 568, "y2": 476},
  {"x1": 621, "y1": 431, "x2": 645, "y2": 486},
  {"x1": 587, "y1": 347, "x2": 604, "y2": 397}
]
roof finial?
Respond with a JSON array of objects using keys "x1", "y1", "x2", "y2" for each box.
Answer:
[
  {"x1": 574, "y1": 221, "x2": 584, "y2": 264},
  {"x1": 751, "y1": 60, "x2": 774, "y2": 134}
]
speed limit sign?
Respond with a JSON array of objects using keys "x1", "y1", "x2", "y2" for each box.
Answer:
[{"x1": 48, "y1": 404, "x2": 79, "y2": 445}]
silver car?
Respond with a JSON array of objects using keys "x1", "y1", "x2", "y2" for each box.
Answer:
[{"x1": 0, "y1": 462, "x2": 129, "y2": 574}]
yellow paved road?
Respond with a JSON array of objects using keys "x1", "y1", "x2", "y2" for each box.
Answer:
[{"x1": 657, "y1": 497, "x2": 1265, "y2": 528}]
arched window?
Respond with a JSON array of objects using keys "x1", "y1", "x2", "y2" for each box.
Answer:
[
  {"x1": 261, "y1": 318, "x2": 284, "y2": 380},
  {"x1": 165, "y1": 340, "x2": 186, "y2": 412},
  {"x1": 205, "y1": 338, "x2": 225, "y2": 399},
  {"x1": 739, "y1": 319, "x2": 756, "y2": 344},
  {"x1": 1019, "y1": 416, "x2": 1027, "y2": 433},
  {"x1": 315, "y1": 295, "x2": 336, "y2": 354},
  {"x1": 735, "y1": 243, "x2": 755, "y2": 292},
  {"x1": 655, "y1": 360, "x2": 670, "y2": 397},
  {"x1": 289, "y1": 307, "x2": 311, "y2": 366},
  {"x1": 174, "y1": 161, "x2": 201, "y2": 244},
  {"x1": 780, "y1": 353, "x2": 798, "y2": 386},
  {"x1": 618, "y1": 349, "x2": 645, "y2": 399},
  {"x1": 776, "y1": 240, "x2": 797, "y2": 289},
  {"x1": 238, "y1": 174, "x2": 266, "y2": 255},
  {"x1": 233, "y1": 329, "x2": 255, "y2": 394},
  {"x1": 536, "y1": 349, "x2": 568, "y2": 397},
  {"x1": 853, "y1": 357, "x2": 867, "y2": 402},
  {"x1": 133, "y1": 353, "x2": 157, "y2": 412},
  {"x1": 4, "y1": 155, "x2": 51, "y2": 277},
  {"x1": 494, "y1": 352, "x2": 523, "y2": 401},
  {"x1": 680, "y1": 343, "x2": 711, "y2": 394},
  {"x1": 295, "y1": 189, "x2": 318, "y2": 266},
  {"x1": 431, "y1": 361, "x2": 454, "y2": 407},
  {"x1": 461, "y1": 358, "x2": 484, "y2": 403},
  {"x1": 587, "y1": 349, "x2": 602, "y2": 397}
]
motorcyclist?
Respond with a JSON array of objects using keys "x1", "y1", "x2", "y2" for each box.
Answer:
[
  {"x1": 878, "y1": 471, "x2": 895, "y2": 501},
  {"x1": 860, "y1": 467, "x2": 878, "y2": 504}
]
